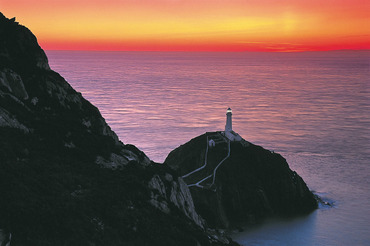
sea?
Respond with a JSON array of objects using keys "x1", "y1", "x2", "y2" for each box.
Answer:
[{"x1": 46, "y1": 50, "x2": 370, "y2": 246}]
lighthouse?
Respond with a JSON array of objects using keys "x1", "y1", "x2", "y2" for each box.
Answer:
[
  {"x1": 225, "y1": 107, "x2": 232, "y2": 132},
  {"x1": 224, "y1": 107, "x2": 242, "y2": 142}
]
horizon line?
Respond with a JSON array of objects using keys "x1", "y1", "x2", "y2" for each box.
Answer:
[{"x1": 44, "y1": 48, "x2": 370, "y2": 53}]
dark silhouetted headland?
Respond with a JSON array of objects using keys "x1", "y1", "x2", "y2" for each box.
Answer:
[{"x1": 0, "y1": 12, "x2": 240, "y2": 246}]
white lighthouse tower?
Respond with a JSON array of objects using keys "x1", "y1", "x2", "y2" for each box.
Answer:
[
  {"x1": 225, "y1": 107, "x2": 232, "y2": 132},
  {"x1": 224, "y1": 107, "x2": 242, "y2": 141}
]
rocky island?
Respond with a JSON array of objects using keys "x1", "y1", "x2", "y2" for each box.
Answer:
[
  {"x1": 165, "y1": 108, "x2": 317, "y2": 229},
  {"x1": 0, "y1": 12, "x2": 317, "y2": 246},
  {"x1": 165, "y1": 131, "x2": 318, "y2": 229}
]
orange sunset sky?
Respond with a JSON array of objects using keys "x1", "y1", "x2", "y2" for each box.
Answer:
[{"x1": 1, "y1": 0, "x2": 369, "y2": 52}]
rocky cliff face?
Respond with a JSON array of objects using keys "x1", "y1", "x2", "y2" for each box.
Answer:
[
  {"x1": 0, "y1": 13, "x2": 237, "y2": 246},
  {"x1": 0, "y1": 13, "x2": 151, "y2": 169},
  {"x1": 165, "y1": 132, "x2": 318, "y2": 229}
]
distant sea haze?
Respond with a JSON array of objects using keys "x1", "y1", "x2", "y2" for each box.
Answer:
[{"x1": 47, "y1": 50, "x2": 370, "y2": 245}]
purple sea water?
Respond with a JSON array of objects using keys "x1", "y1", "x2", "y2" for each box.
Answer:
[{"x1": 47, "y1": 50, "x2": 370, "y2": 245}]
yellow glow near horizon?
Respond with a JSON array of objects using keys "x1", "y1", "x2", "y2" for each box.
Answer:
[{"x1": 1, "y1": 0, "x2": 369, "y2": 51}]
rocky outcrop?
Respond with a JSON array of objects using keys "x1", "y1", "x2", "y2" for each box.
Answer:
[
  {"x1": 0, "y1": 14, "x2": 49, "y2": 71},
  {"x1": 0, "y1": 68, "x2": 28, "y2": 100},
  {"x1": 148, "y1": 173, "x2": 205, "y2": 228},
  {"x1": 0, "y1": 229, "x2": 11, "y2": 246},
  {"x1": 165, "y1": 132, "x2": 318, "y2": 229},
  {"x1": 0, "y1": 13, "x2": 237, "y2": 246}
]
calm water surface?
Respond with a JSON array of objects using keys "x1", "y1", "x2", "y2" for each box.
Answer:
[{"x1": 47, "y1": 51, "x2": 370, "y2": 245}]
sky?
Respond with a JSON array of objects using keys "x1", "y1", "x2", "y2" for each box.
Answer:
[{"x1": 1, "y1": 0, "x2": 369, "y2": 52}]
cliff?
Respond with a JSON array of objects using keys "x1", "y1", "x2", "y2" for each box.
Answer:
[
  {"x1": 0, "y1": 13, "x2": 237, "y2": 246},
  {"x1": 165, "y1": 132, "x2": 318, "y2": 229}
]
